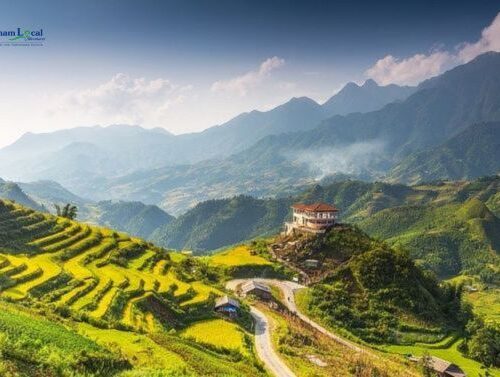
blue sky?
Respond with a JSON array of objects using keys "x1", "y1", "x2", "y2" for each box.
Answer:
[{"x1": 0, "y1": 0, "x2": 499, "y2": 147}]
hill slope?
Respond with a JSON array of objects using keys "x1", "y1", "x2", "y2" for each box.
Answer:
[
  {"x1": 0, "y1": 199, "x2": 264, "y2": 376},
  {"x1": 151, "y1": 195, "x2": 289, "y2": 252},
  {"x1": 322, "y1": 79, "x2": 414, "y2": 116},
  {"x1": 0, "y1": 179, "x2": 45, "y2": 212},
  {"x1": 150, "y1": 177, "x2": 500, "y2": 279},
  {"x1": 387, "y1": 121, "x2": 500, "y2": 184},
  {"x1": 285, "y1": 226, "x2": 462, "y2": 344},
  {"x1": 91, "y1": 200, "x2": 174, "y2": 240}
]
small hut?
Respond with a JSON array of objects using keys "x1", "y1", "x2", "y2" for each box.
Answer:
[
  {"x1": 214, "y1": 295, "x2": 240, "y2": 317},
  {"x1": 240, "y1": 281, "x2": 272, "y2": 300},
  {"x1": 423, "y1": 356, "x2": 466, "y2": 377}
]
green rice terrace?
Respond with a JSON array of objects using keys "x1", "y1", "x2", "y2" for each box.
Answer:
[{"x1": 0, "y1": 199, "x2": 265, "y2": 376}]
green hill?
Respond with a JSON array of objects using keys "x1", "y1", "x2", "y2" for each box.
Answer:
[
  {"x1": 152, "y1": 177, "x2": 500, "y2": 276},
  {"x1": 89, "y1": 200, "x2": 174, "y2": 240},
  {"x1": 5, "y1": 179, "x2": 175, "y2": 242},
  {"x1": 0, "y1": 179, "x2": 45, "y2": 212},
  {"x1": 358, "y1": 197, "x2": 500, "y2": 278},
  {"x1": 151, "y1": 195, "x2": 290, "y2": 252},
  {"x1": 0, "y1": 199, "x2": 264, "y2": 376},
  {"x1": 293, "y1": 227, "x2": 463, "y2": 344},
  {"x1": 387, "y1": 122, "x2": 500, "y2": 184}
]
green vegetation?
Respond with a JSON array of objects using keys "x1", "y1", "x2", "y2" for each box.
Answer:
[
  {"x1": 54, "y1": 203, "x2": 78, "y2": 220},
  {"x1": 262, "y1": 305, "x2": 420, "y2": 377},
  {"x1": 387, "y1": 121, "x2": 500, "y2": 185},
  {"x1": 289, "y1": 226, "x2": 470, "y2": 343},
  {"x1": 0, "y1": 302, "x2": 129, "y2": 376},
  {"x1": 382, "y1": 337, "x2": 499, "y2": 377},
  {"x1": 151, "y1": 195, "x2": 290, "y2": 253},
  {"x1": 180, "y1": 318, "x2": 250, "y2": 355},
  {"x1": 209, "y1": 245, "x2": 272, "y2": 267},
  {"x1": 0, "y1": 199, "x2": 265, "y2": 376}
]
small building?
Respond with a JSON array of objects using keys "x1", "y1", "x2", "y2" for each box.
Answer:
[
  {"x1": 285, "y1": 202, "x2": 339, "y2": 235},
  {"x1": 423, "y1": 356, "x2": 466, "y2": 377},
  {"x1": 214, "y1": 295, "x2": 240, "y2": 317},
  {"x1": 240, "y1": 281, "x2": 272, "y2": 300},
  {"x1": 304, "y1": 259, "x2": 320, "y2": 268}
]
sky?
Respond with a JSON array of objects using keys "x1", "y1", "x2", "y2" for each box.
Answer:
[{"x1": 0, "y1": 0, "x2": 499, "y2": 147}]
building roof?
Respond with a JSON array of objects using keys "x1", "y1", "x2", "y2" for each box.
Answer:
[
  {"x1": 241, "y1": 280, "x2": 271, "y2": 293},
  {"x1": 215, "y1": 295, "x2": 240, "y2": 309},
  {"x1": 428, "y1": 356, "x2": 466, "y2": 377},
  {"x1": 292, "y1": 202, "x2": 339, "y2": 212}
]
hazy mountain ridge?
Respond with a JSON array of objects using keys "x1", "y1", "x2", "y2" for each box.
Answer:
[
  {"x1": 0, "y1": 179, "x2": 46, "y2": 212},
  {"x1": 322, "y1": 79, "x2": 415, "y2": 116},
  {"x1": 89, "y1": 52, "x2": 500, "y2": 212},
  {"x1": 387, "y1": 121, "x2": 500, "y2": 184},
  {"x1": 0, "y1": 79, "x2": 415, "y2": 196},
  {"x1": 1, "y1": 178, "x2": 174, "y2": 241}
]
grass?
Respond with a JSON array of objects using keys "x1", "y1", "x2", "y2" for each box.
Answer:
[
  {"x1": 0, "y1": 200, "x2": 270, "y2": 375},
  {"x1": 294, "y1": 287, "x2": 497, "y2": 377},
  {"x1": 209, "y1": 245, "x2": 271, "y2": 267},
  {"x1": 261, "y1": 304, "x2": 419, "y2": 377},
  {"x1": 90, "y1": 286, "x2": 119, "y2": 318},
  {"x1": 78, "y1": 322, "x2": 187, "y2": 373},
  {"x1": 382, "y1": 338, "x2": 500, "y2": 377},
  {"x1": 179, "y1": 281, "x2": 223, "y2": 306},
  {"x1": 465, "y1": 287, "x2": 500, "y2": 323},
  {"x1": 180, "y1": 318, "x2": 248, "y2": 355}
]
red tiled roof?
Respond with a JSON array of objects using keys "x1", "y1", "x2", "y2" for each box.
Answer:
[{"x1": 292, "y1": 202, "x2": 339, "y2": 212}]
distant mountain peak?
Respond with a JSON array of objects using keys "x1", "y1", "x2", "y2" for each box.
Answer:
[
  {"x1": 362, "y1": 79, "x2": 378, "y2": 87},
  {"x1": 321, "y1": 78, "x2": 415, "y2": 116},
  {"x1": 286, "y1": 96, "x2": 319, "y2": 106}
]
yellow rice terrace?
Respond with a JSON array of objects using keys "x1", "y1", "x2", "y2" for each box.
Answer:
[{"x1": 0, "y1": 199, "x2": 264, "y2": 376}]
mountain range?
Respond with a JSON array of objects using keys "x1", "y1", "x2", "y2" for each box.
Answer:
[
  {"x1": 0, "y1": 78, "x2": 414, "y2": 201},
  {"x1": 81, "y1": 52, "x2": 500, "y2": 214}
]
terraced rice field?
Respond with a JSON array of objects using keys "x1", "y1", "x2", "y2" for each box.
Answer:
[
  {"x1": 0, "y1": 201, "x2": 224, "y2": 331},
  {"x1": 180, "y1": 318, "x2": 248, "y2": 354},
  {"x1": 208, "y1": 245, "x2": 271, "y2": 267}
]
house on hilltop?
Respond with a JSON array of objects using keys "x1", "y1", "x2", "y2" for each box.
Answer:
[{"x1": 284, "y1": 202, "x2": 339, "y2": 235}]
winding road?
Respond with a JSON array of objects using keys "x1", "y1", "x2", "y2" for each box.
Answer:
[
  {"x1": 226, "y1": 278, "x2": 367, "y2": 377},
  {"x1": 250, "y1": 306, "x2": 296, "y2": 377}
]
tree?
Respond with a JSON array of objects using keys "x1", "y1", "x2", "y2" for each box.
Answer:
[
  {"x1": 421, "y1": 353, "x2": 436, "y2": 377},
  {"x1": 54, "y1": 203, "x2": 78, "y2": 220},
  {"x1": 467, "y1": 324, "x2": 500, "y2": 367}
]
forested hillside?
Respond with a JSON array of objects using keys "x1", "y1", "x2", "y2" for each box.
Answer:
[
  {"x1": 294, "y1": 227, "x2": 464, "y2": 344},
  {"x1": 151, "y1": 195, "x2": 290, "y2": 251},
  {"x1": 387, "y1": 122, "x2": 500, "y2": 184}
]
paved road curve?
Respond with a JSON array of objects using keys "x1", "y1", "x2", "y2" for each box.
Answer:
[
  {"x1": 227, "y1": 279, "x2": 365, "y2": 361},
  {"x1": 250, "y1": 306, "x2": 296, "y2": 377}
]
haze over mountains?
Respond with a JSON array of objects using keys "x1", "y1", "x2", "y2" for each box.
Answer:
[
  {"x1": 0, "y1": 79, "x2": 413, "y2": 194},
  {"x1": 0, "y1": 52, "x2": 499, "y2": 216},
  {"x1": 100, "y1": 52, "x2": 500, "y2": 213}
]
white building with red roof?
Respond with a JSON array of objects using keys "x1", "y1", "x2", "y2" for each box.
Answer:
[{"x1": 284, "y1": 202, "x2": 339, "y2": 235}]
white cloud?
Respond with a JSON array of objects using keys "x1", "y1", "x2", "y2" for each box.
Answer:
[
  {"x1": 458, "y1": 12, "x2": 500, "y2": 62},
  {"x1": 365, "y1": 51, "x2": 454, "y2": 86},
  {"x1": 211, "y1": 56, "x2": 285, "y2": 96},
  {"x1": 51, "y1": 73, "x2": 192, "y2": 126},
  {"x1": 365, "y1": 12, "x2": 500, "y2": 85}
]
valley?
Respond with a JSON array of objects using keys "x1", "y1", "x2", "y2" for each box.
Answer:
[{"x1": 0, "y1": 21, "x2": 498, "y2": 376}]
